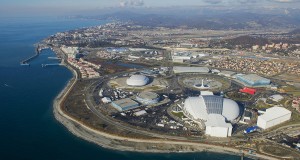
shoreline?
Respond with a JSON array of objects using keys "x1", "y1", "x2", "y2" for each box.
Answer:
[{"x1": 52, "y1": 54, "x2": 278, "y2": 160}]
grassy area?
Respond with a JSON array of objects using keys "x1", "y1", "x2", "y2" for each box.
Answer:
[
  {"x1": 254, "y1": 100, "x2": 272, "y2": 109},
  {"x1": 281, "y1": 85, "x2": 300, "y2": 96},
  {"x1": 259, "y1": 144, "x2": 300, "y2": 158},
  {"x1": 225, "y1": 91, "x2": 252, "y2": 101},
  {"x1": 171, "y1": 111, "x2": 186, "y2": 119}
]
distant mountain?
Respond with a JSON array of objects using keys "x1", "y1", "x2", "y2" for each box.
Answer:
[{"x1": 93, "y1": 9, "x2": 300, "y2": 30}]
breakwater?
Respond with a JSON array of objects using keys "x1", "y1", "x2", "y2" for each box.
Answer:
[{"x1": 20, "y1": 44, "x2": 49, "y2": 65}]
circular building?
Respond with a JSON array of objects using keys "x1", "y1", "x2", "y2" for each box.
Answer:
[
  {"x1": 183, "y1": 95, "x2": 240, "y2": 123},
  {"x1": 136, "y1": 91, "x2": 160, "y2": 105},
  {"x1": 126, "y1": 75, "x2": 149, "y2": 87}
]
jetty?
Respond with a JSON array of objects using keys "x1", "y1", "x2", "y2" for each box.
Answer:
[
  {"x1": 20, "y1": 44, "x2": 49, "y2": 65},
  {"x1": 48, "y1": 57, "x2": 61, "y2": 60},
  {"x1": 42, "y1": 63, "x2": 63, "y2": 67}
]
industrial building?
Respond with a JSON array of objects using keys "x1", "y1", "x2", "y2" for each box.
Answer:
[
  {"x1": 111, "y1": 98, "x2": 139, "y2": 111},
  {"x1": 126, "y1": 75, "x2": 149, "y2": 86},
  {"x1": 173, "y1": 66, "x2": 210, "y2": 74},
  {"x1": 205, "y1": 114, "x2": 233, "y2": 137},
  {"x1": 236, "y1": 74, "x2": 270, "y2": 87},
  {"x1": 183, "y1": 95, "x2": 240, "y2": 123},
  {"x1": 172, "y1": 51, "x2": 192, "y2": 63},
  {"x1": 136, "y1": 91, "x2": 160, "y2": 105},
  {"x1": 257, "y1": 106, "x2": 291, "y2": 129}
]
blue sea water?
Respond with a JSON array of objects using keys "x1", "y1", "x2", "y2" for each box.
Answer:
[{"x1": 0, "y1": 17, "x2": 246, "y2": 160}]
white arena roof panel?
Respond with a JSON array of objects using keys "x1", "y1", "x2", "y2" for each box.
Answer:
[
  {"x1": 259, "y1": 106, "x2": 291, "y2": 122},
  {"x1": 126, "y1": 75, "x2": 149, "y2": 86},
  {"x1": 183, "y1": 95, "x2": 240, "y2": 122}
]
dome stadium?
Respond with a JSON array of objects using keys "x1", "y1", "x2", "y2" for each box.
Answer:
[
  {"x1": 126, "y1": 75, "x2": 149, "y2": 87},
  {"x1": 183, "y1": 95, "x2": 240, "y2": 123},
  {"x1": 136, "y1": 91, "x2": 160, "y2": 105}
]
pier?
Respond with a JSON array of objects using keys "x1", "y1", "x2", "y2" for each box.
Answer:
[
  {"x1": 42, "y1": 63, "x2": 63, "y2": 67},
  {"x1": 48, "y1": 57, "x2": 61, "y2": 60},
  {"x1": 20, "y1": 44, "x2": 49, "y2": 65}
]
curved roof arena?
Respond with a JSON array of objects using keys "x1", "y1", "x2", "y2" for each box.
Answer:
[
  {"x1": 183, "y1": 95, "x2": 240, "y2": 122},
  {"x1": 126, "y1": 75, "x2": 149, "y2": 87}
]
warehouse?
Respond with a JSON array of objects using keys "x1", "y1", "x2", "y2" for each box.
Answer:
[
  {"x1": 111, "y1": 98, "x2": 140, "y2": 111},
  {"x1": 136, "y1": 91, "x2": 160, "y2": 105},
  {"x1": 205, "y1": 114, "x2": 233, "y2": 137},
  {"x1": 257, "y1": 106, "x2": 291, "y2": 129},
  {"x1": 173, "y1": 66, "x2": 210, "y2": 74},
  {"x1": 236, "y1": 74, "x2": 270, "y2": 87}
]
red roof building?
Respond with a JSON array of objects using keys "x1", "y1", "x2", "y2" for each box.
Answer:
[{"x1": 239, "y1": 87, "x2": 256, "y2": 95}]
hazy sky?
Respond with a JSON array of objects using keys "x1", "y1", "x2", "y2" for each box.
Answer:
[{"x1": 1, "y1": 0, "x2": 300, "y2": 16}]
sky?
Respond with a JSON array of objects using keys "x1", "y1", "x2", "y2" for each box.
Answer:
[{"x1": 1, "y1": 0, "x2": 300, "y2": 16}]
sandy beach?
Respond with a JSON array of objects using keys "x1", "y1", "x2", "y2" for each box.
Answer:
[{"x1": 53, "y1": 61, "x2": 278, "y2": 160}]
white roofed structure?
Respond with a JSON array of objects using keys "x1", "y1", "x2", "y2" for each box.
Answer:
[
  {"x1": 200, "y1": 91, "x2": 214, "y2": 95},
  {"x1": 126, "y1": 75, "x2": 149, "y2": 86},
  {"x1": 173, "y1": 67, "x2": 210, "y2": 74},
  {"x1": 183, "y1": 96, "x2": 240, "y2": 123},
  {"x1": 257, "y1": 106, "x2": 291, "y2": 129},
  {"x1": 205, "y1": 114, "x2": 233, "y2": 137}
]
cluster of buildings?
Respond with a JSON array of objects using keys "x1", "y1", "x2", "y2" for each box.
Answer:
[
  {"x1": 61, "y1": 45, "x2": 101, "y2": 79},
  {"x1": 46, "y1": 22, "x2": 146, "y2": 48},
  {"x1": 252, "y1": 43, "x2": 289, "y2": 52},
  {"x1": 67, "y1": 58, "x2": 100, "y2": 79},
  {"x1": 292, "y1": 97, "x2": 300, "y2": 112},
  {"x1": 211, "y1": 57, "x2": 299, "y2": 76},
  {"x1": 111, "y1": 91, "x2": 161, "y2": 112},
  {"x1": 171, "y1": 51, "x2": 208, "y2": 63},
  {"x1": 105, "y1": 74, "x2": 160, "y2": 111}
]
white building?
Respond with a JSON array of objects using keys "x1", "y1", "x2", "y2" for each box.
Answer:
[
  {"x1": 172, "y1": 51, "x2": 192, "y2": 63},
  {"x1": 257, "y1": 106, "x2": 291, "y2": 129},
  {"x1": 183, "y1": 96, "x2": 240, "y2": 123},
  {"x1": 205, "y1": 114, "x2": 233, "y2": 137},
  {"x1": 126, "y1": 75, "x2": 149, "y2": 87},
  {"x1": 173, "y1": 66, "x2": 210, "y2": 74},
  {"x1": 101, "y1": 97, "x2": 112, "y2": 104},
  {"x1": 269, "y1": 94, "x2": 284, "y2": 102}
]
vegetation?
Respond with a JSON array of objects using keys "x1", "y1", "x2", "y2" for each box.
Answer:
[{"x1": 171, "y1": 111, "x2": 185, "y2": 119}]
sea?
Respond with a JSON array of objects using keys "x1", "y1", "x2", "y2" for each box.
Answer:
[{"x1": 0, "y1": 17, "x2": 248, "y2": 160}]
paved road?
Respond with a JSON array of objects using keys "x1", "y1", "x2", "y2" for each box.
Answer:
[{"x1": 83, "y1": 78, "x2": 196, "y2": 141}]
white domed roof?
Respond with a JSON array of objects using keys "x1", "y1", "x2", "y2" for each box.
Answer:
[
  {"x1": 126, "y1": 75, "x2": 149, "y2": 86},
  {"x1": 183, "y1": 95, "x2": 240, "y2": 122},
  {"x1": 222, "y1": 98, "x2": 240, "y2": 121}
]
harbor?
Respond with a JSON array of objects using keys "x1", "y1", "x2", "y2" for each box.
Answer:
[{"x1": 20, "y1": 44, "x2": 49, "y2": 65}]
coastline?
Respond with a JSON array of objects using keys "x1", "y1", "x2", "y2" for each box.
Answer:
[{"x1": 52, "y1": 55, "x2": 278, "y2": 160}]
